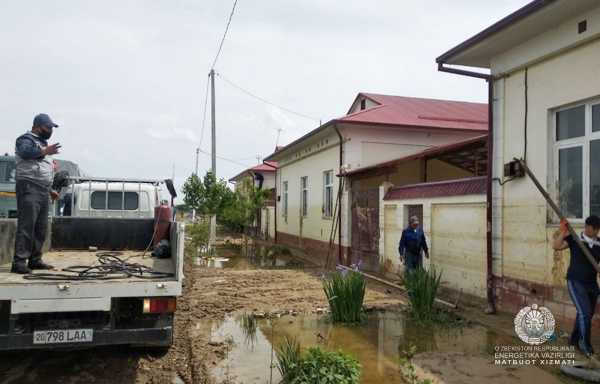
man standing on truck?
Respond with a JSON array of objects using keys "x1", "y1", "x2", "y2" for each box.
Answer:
[
  {"x1": 399, "y1": 215, "x2": 429, "y2": 273},
  {"x1": 11, "y1": 113, "x2": 61, "y2": 274}
]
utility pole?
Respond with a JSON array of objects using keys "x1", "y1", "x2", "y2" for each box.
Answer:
[
  {"x1": 210, "y1": 69, "x2": 217, "y2": 249},
  {"x1": 255, "y1": 155, "x2": 261, "y2": 165}
]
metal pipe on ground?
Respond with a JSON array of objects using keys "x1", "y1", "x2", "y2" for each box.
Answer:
[{"x1": 337, "y1": 265, "x2": 458, "y2": 309}]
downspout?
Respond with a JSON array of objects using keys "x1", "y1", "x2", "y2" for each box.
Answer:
[
  {"x1": 333, "y1": 124, "x2": 343, "y2": 265},
  {"x1": 247, "y1": 171, "x2": 255, "y2": 188},
  {"x1": 438, "y1": 62, "x2": 495, "y2": 314},
  {"x1": 262, "y1": 161, "x2": 278, "y2": 243}
]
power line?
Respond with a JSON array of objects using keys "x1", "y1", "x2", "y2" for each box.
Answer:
[
  {"x1": 216, "y1": 73, "x2": 321, "y2": 122},
  {"x1": 199, "y1": 148, "x2": 253, "y2": 168},
  {"x1": 211, "y1": 0, "x2": 239, "y2": 71},
  {"x1": 198, "y1": 74, "x2": 211, "y2": 149}
]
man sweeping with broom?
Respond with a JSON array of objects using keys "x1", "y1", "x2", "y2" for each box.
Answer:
[{"x1": 553, "y1": 215, "x2": 600, "y2": 357}]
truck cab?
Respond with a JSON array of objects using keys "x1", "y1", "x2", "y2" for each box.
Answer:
[
  {"x1": 0, "y1": 156, "x2": 17, "y2": 218},
  {"x1": 63, "y1": 179, "x2": 164, "y2": 219}
]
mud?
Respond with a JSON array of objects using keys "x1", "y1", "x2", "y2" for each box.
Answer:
[{"x1": 0, "y1": 251, "x2": 580, "y2": 383}]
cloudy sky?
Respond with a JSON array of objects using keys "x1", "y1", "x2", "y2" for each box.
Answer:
[{"x1": 0, "y1": 0, "x2": 529, "y2": 203}]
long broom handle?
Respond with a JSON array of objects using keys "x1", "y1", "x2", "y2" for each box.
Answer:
[{"x1": 515, "y1": 158, "x2": 600, "y2": 274}]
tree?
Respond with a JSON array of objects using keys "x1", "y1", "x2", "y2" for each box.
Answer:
[
  {"x1": 181, "y1": 171, "x2": 234, "y2": 217},
  {"x1": 220, "y1": 178, "x2": 270, "y2": 233},
  {"x1": 174, "y1": 203, "x2": 191, "y2": 213}
]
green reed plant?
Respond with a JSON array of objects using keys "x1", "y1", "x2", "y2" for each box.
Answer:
[
  {"x1": 400, "y1": 267, "x2": 442, "y2": 320},
  {"x1": 275, "y1": 336, "x2": 301, "y2": 381},
  {"x1": 322, "y1": 262, "x2": 366, "y2": 324},
  {"x1": 240, "y1": 313, "x2": 257, "y2": 349}
]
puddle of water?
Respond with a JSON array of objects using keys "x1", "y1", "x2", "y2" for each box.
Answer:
[
  {"x1": 193, "y1": 243, "x2": 303, "y2": 269},
  {"x1": 201, "y1": 312, "x2": 515, "y2": 383},
  {"x1": 195, "y1": 254, "x2": 294, "y2": 269}
]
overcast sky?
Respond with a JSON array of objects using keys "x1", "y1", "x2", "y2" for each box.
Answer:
[{"x1": 0, "y1": 0, "x2": 530, "y2": 203}]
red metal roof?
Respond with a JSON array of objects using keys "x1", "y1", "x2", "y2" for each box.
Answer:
[
  {"x1": 229, "y1": 161, "x2": 277, "y2": 182},
  {"x1": 384, "y1": 177, "x2": 486, "y2": 200},
  {"x1": 341, "y1": 93, "x2": 488, "y2": 131},
  {"x1": 249, "y1": 161, "x2": 277, "y2": 171},
  {"x1": 345, "y1": 135, "x2": 487, "y2": 177}
]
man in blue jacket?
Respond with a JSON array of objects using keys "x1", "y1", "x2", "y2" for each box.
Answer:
[
  {"x1": 399, "y1": 216, "x2": 429, "y2": 272},
  {"x1": 11, "y1": 113, "x2": 61, "y2": 274}
]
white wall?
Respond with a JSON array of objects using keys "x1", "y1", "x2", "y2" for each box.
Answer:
[
  {"x1": 341, "y1": 124, "x2": 479, "y2": 169},
  {"x1": 491, "y1": 30, "x2": 600, "y2": 286},
  {"x1": 379, "y1": 182, "x2": 487, "y2": 298}
]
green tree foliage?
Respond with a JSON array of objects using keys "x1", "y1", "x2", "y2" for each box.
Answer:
[
  {"x1": 181, "y1": 171, "x2": 233, "y2": 217},
  {"x1": 220, "y1": 178, "x2": 270, "y2": 232},
  {"x1": 174, "y1": 203, "x2": 191, "y2": 213}
]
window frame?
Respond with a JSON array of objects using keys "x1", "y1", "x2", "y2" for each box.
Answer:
[
  {"x1": 301, "y1": 176, "x2": 308, "y2": 217},
  {"x1": 553, "y1": 101, "x2": 600, "y2": 221},
  {"x1": 323, "y1": 171, "x2": 333, "y2": 218},
  {"x1": 90, "y1": 191, "x2": 139, "y2": 211}
]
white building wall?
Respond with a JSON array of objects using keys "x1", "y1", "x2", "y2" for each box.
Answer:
[
  {"x1": 276, "y1": 134, "x2": 343, "y2": 248},
  {"x1": 378, "y1": 185, "x2": 487, "y2": 298},
  {"x1": 492, "y1": 32, "x2": 600, "y2": 286},
  {"x1": 341, "y1": 124, "x2": 479, "y2": 169}
]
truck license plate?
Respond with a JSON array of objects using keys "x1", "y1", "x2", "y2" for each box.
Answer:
[{"x1": 33, "y1": 329, "x2": 93, "y2": 344}]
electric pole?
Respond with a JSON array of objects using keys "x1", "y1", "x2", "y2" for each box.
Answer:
[
  {"x1": 255, "y1": 155, "x2": 261, "y2": 165},
  {"x1": 210, "y1": 68, "x2": 217, "y2": 249}
]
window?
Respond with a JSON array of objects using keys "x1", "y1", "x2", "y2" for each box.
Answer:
[
  {"x1": 283, "y1": 181, "x2": 288, "y2": 217},
  {"x1": 360, "y1": 99, "x2": 366, "y2": 110},
  {"x1": 554, "y1": 102, "x2": 600, "y2": 219},
  {"x1": 0, "y1": 160, "x2": 16, "y2": 183},
  {"x1": 301, "y1": 177, "x2": 308, "y2": 216},
  {"x1": 91, "y1": 191, "x2": 139, "y2": 210},
  {"x1": 324, "y1": 171, "x2": 333, "y2": 218}
]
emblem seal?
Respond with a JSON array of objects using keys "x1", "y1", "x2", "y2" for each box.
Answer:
[{"x1": 514, "y1": 304, "x2": 555, "y2": 345}]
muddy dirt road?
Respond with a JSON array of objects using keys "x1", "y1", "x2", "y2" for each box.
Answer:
[
  {"x1": 0, "y1": 258, "x2": 573, "y2": 384},
  {"x1": 0, "y1": 261, "x2": 403, "y2": 384}
]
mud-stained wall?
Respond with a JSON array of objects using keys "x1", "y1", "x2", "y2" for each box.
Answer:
[
  {"x1": 492, "y1": 36, "x2": 600, "y2": 287},
  {"x1": 487, "y1": 11, "x2": 600, "y2": 326},
  {"x1": 378, "y1": 188, "x2": 487, "y2": 298}
]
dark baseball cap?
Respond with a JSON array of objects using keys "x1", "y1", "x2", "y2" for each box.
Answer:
[{"x1": 33, "y1": 113, "x2": 59, "y2": 128}]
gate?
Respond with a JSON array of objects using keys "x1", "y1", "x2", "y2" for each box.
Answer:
[{"x1": 351, "y1": 189, "x2": 380, "y2": 271}]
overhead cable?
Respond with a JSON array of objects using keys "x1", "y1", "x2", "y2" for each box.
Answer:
[
  {"x1": 198, "y1": 75, "x2": 211, "y2": 149},
  {"x1": 211, "y1": 0, "x2": 239, "y2": 71},
  {"x1": 199, "y1": 148, "x2": 253, "y2": 168},
  {"x1": 217, "y1": 73, "x2": 321, "y2": 122}
]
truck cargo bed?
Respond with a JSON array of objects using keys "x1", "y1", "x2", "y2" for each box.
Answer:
[{"x1": 0, "y1": 250, "x2": 175, "y2": 285}]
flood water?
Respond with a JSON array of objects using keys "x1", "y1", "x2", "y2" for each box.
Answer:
[
  {"x1": 194, "y1": 243, "x2": 306, "y2": 269},
  {"x1": 201, "y1": 311, "x2": 515, "y2": 383}
]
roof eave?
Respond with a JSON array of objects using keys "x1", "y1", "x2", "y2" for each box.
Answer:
[
  {"x1": 335, "y1": 119, "x2": 488, "y2": 132},
  {"x1": 264, "y1": 121, "x2": 335, "y2": 162},
  {"x1": 436, "y1": 0, "x2": 555, "y2": 67}
]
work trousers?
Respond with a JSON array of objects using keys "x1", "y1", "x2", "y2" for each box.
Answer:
[
  {"x1": 404, "y1": 250, "x2": 423, "y2": 273},
  {"x1": 567, "y1": 279, "x2": 599, "y2": 355},
  {"x1": 13, "y1": 180, "x2": 49, "y2": 267}
]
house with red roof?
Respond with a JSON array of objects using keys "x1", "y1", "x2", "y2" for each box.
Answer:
[{"x1": 264, "y1": 92, "x2": 488, "y2": 266}]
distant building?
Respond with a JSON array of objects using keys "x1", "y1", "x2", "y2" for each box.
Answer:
[{"x1": 265, "y1": 92, "x2": 487, "y2": 266}]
